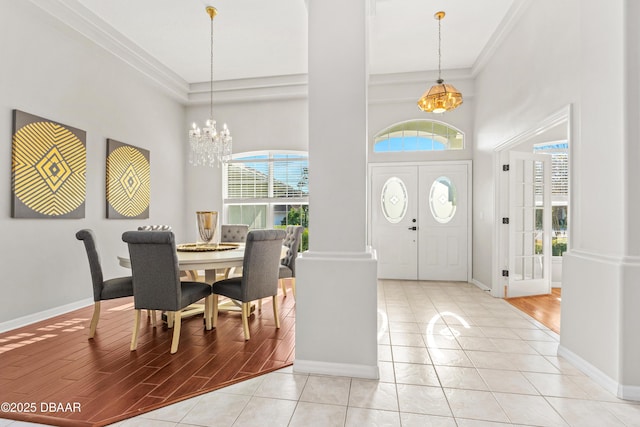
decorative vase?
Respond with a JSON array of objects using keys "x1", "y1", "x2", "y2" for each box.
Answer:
[{"x1": 196, "y1": 211, "x2": 218, "y2": 245}]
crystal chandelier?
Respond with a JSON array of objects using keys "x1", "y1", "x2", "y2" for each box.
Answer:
[
  {"x1": 417, "y1": 11, "x2": 463, "y2": 114},
  {"x1": 189, "y1": 6, "x2": 232, "y2": 167}
]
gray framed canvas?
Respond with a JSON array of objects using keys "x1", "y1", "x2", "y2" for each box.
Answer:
[
  {"x1": 106, "y1": 139, "x2": 150, "y2": 219},
  {"x1": 11, "y1": 110, "x2": 86, "y2": 218}
]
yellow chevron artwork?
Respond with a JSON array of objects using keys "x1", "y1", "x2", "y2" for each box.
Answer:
[
  {"x1": 106, "y1": 139, "x2": 150, "y2": 219},
  {"x1": 11, "y1": 110, "x2": 86, "y2": 218}
]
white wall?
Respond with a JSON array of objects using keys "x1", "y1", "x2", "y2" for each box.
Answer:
[
  {"x1": 560, "y1": 0, "x2": 640, "y2": 398},
  {"x1": 183, "y1": 98, "x2": 308, "y2": 242},
  {"x1": 0, "y1": 1, "x2": 186, "y2": 326},
  {"x1": 472, "y1": 0, "x2": 580, "y2": 289},
  {"x1": 368, "y1": 72, "x2": 474, "y2": 164},
  {"x1": 474, "y1": 0, "x2": 640, "y2": 398}
]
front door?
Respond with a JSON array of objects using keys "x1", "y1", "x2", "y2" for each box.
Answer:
[
  {"x1": 371, "y1": 165, "x2": 418, "y2": 279},
  {"x1": 371, "y1": 163, "x2": 470, "y2": 281},
  {"x1": 507, "y1": 151, "x2": 552, "y2": 297},
  {"x1": 418, "y1": 164, "x2": 469, "y2": 281}
]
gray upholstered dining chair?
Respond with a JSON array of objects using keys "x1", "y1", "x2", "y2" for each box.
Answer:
[
  {"x1": 76, "y1": 229, "x2": 134, "y2": 339},
  {"x1": 279, "y1": 225, "x2": 304, "y2": 297},
  {"x1": 122, "y1": 230, "x2": 213, "y2": 354},
  {"x1": 137, "y1": 224, "x2": 196, "y2": 280},
  {"x1": 220, "y1": 224, "x2": 250, "y2": 243},
  {"x1": 219, "y1": 224, "x2": 250, "y2": 279},
  {"x1": 212, "y1": 229, "x2": 286, "y2": 340}
]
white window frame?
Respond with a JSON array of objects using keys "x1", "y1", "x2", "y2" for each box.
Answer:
[
  {"x1": 223, "y1": 150, "x2": 309, "y2": 229},
  {"x1": 373, "y1": 119, "x2": 465, "y2": 153}
]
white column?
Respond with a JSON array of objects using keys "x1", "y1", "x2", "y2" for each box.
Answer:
[{"x1": 294, "y1": 0, "x2": 378, "y2": 378}]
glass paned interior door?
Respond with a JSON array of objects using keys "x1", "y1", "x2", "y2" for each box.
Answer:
[
  {"x1": 513, "y1": 158, "x2": 543, "y2": 280},
  {"x1": 509, "y1": 152, "x2": 551, "y2": 297}
]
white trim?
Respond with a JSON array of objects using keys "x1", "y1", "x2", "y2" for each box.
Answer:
[
  {"x1": 299, "y1": 249, "x2": 377, "y2": 262},
  {"x1": 556, "y1": 344, "x2": 640, "y2": 401},
  {"x1": 188, "y1": 74, "x2": 308, "y2": 105},
  {"x1": 470, "y1": 279, "x2": 491, "y2": 292},
  {"x1": 567, "y1": 249, "x2": 640, "y2": 266},
  {"x1": 619, "y1": 385, "x2": 640, "y2": 402},
  {"x1": 0, "y1": 298, "x2": 93, "y2": 333},
  {"x1": 369, "y1": 69, "x2": 473, "y2": 87},
  {"x1": 28, "y1": 0, "x2": 189, "y2": 102},
  {"x1": 471, "y1": 0, "x2": 534, "y2": 77},
  {"x1": 293, "y1": 359, "x2": 379, "y2": 380}
]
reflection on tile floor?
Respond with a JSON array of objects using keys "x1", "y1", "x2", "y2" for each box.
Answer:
[{"x1": 5, "y1": 280, "x2": 639, "y2": 427}]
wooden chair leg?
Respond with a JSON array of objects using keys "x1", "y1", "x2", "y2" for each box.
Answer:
[
  {"x1": 149, "y1": 310, "x2": 157, "y2": 327},
  {"x1": 280, "y1": 279, "x2": 287, "y2": 297},
  {"x1": 170, "y1": 311, "x2": 182, "y2": 354},
  {"x1": 88, "y1": 301, "x2": 101, "y2": 339},
  {"x1": 212, "y1": 294, "x2": 219, "y2": 328},
  {"x1": 272, "y1": 296, "x2": 281, "y2": 329},
  {"x1": 204, "y1": 295, "x2": 213, "y2": 330},
  {"x1": 167, "y1": 312, "x2": 175, "y2": 328},
  {"x1": 186, "y1": 270, "x2": 199, "y2": 281},
  {"x1": 291, "y1": 278, "x2": 296, "y2": 298},
  {"x1": 130, "y1": 309, "x2": 142, "y2": 351},
  {"x1": 242, "y1": 302, "x2": 250, "y2": 340}
]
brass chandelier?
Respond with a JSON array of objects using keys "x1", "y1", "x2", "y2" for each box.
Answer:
[
  {"x1": 188, "y1": 6, "x2": 232, "y2": 167},
  {"x1": 417, "y1": 11, "x2": 463, "y2": 114}
]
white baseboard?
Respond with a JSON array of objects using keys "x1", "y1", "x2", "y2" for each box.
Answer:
[
  {"x1": 470, "y1": 279, "x2": 491, "y2": 292},
  {"x1": 558, "y1": 345, "x2": 640, "y2": 402},
  {"x1": 0, "y1": 298, "x2": 93, "y2": 333},
  {"x1": 293, "y1": 359, "x2": 379, "y2": 380},
  {"x1": 619, "y1": 384, "x2": 640, "y2": 401}
]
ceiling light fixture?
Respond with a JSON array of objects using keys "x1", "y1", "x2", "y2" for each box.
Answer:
[
  {"x1": 188, "y1": 5, "x2": 232, "y2": 167},
  {"x1": 417, "y1": 11, "x2": 463, "y2": 114}
]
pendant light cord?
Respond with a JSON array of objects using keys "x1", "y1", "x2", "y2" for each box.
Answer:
[
  {"x1": 437, "y1": 16, "x2": 442, "y2": 82},
  {"x1": 209, "y1": 14, "x2": 214, "y2": 120}
]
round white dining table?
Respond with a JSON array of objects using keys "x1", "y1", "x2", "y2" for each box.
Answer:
[{"x1": 117, "y1": 243, "x2": 245, "y2": 284}]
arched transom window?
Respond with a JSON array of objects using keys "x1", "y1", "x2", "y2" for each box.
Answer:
[{"x1": 374, "y1": 120, "x2": 464, "y2": 153}]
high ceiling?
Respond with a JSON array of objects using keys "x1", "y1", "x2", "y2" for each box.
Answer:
[{"x1": 73, "y1": 0, "x2": 515, "y2": 84}]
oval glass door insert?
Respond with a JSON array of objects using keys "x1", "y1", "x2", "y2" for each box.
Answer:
[
  {"x1": 429, "y1": 176, "x2": 457, "y2": 223},
  {"x1": 381, "y1": 177, "x2": 408, "y2": 223}
]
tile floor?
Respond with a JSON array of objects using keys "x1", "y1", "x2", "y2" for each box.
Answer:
[{"x1": 3, "y1": 280, "x2": 639, "y2": 427}]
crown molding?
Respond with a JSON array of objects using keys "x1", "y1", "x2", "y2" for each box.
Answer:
[
  {"x1": 471, "y1": 0, "x2": 533, "y2": 77},
  {"x1": 188, "y1": 74, "x2": 308, "y2": 105},
  {"x1": 369, "y1": 68, "x2": 474, "y2": 86},
  {"x1": 28, "y1": 0, "x2": 190, "y2": 103},
  {"x1": 28, "y1": 0, "x2": 480, "y2": 106}
]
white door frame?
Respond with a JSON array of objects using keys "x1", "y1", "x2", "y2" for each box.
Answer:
[
  {"x1": 492, "y1": 104, "x2": 573, "y2": 298},
  {"x1": 368, "y1": 160, "x2": 473, "y2": 282}
]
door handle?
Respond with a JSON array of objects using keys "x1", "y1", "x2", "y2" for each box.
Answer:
[{"x1": 408, "y1": 226, "x2": 417, "y2": 231}]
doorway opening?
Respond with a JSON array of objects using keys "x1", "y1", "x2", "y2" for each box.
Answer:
[{"x1": 494, "y1": 105, "x2": 572, "y2": 332}]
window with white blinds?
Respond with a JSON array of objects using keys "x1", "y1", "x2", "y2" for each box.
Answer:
[
  {"x1": 223, "y1": 152, "x2": 309, "y2": 234},
  {"x1": 533, "y1": 142, "x2": 569, "y2": 197},
  {"x1": 533, "y1": 142, "x2": 569, "y2": 256},
  {"x1": 225, "y1": 153, "x2": 308, "y2": 200}
]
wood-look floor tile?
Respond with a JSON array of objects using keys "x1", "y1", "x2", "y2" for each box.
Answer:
[{"x1": 0, "y1": 294, "x2": 293, "y2": 427}]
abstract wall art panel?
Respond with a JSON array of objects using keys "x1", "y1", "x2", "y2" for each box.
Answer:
[
  {"x1": 106, "y1": 139, "x2": 150, "y2": 219},
  {"x1": 11, "y1": 110, "x2": 86, "y2": 218}
]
